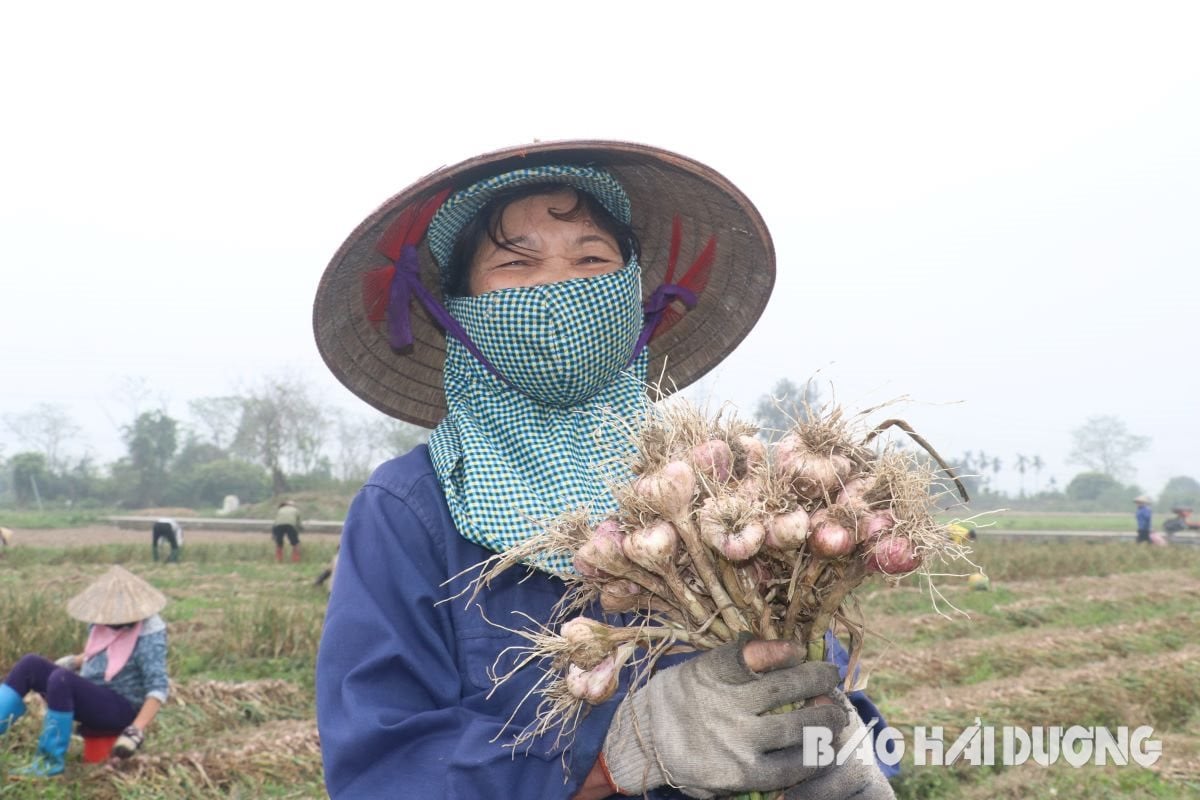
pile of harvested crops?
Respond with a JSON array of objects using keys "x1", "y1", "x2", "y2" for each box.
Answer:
[
  {"x1": 473, "y1": 398, "x2": 973, "y2": 747},
  {"x1": 89, "y1": 719, "x2": 319, "y2": 798},
  {"x1": 83, "y1": 680, "x2": 319, "y2": 799},
  {"x1": 171, "y1": 679, "x2": 308, "y2": 711}
]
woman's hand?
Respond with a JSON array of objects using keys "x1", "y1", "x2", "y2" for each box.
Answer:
[{"x1": 53, "y1": 654, "x2": 80, "y2": 672}]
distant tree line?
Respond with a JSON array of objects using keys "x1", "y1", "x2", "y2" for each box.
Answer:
[
  {"x1": 751, "y1": 381, "x2": 1195, "y2": 513},
  {"x1": 0, "y1": 375, "x2": 428, "y2": 511},
  {"x1": 2, "y1": 376, "x2": 1194, "y2": 515}
]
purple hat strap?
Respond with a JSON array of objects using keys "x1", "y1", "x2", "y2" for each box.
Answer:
[
  {"x1": 629, "y1": 282, "x2": 698, "y2": 364},
  {"x1": 387, "y1": 245, "x2": 513, "y2": 387}
]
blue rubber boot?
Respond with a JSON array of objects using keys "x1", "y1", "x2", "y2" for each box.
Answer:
[
  {"x1": 0, "y1": 683, "x2": 25, "y2": 734},
  {"x1": 13, "y1": 709, "x2": 73, "y2": 777}
]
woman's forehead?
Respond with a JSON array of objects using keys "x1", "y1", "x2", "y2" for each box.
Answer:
[{"x1": 497, "y1": 190, "x2": 597, "y2": 226}]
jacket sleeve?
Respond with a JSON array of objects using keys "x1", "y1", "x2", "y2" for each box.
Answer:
[{"x1": 316, "y1": 477, "x2": 619, "y2": 799}]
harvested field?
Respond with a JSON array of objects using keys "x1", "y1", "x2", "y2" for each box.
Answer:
[
  {"x1": 860, "y1": 539, "x2": 1200, "y2": 798},
  {"x1": 0, "y1": 532, "x2": 1198, "y2": 797}
]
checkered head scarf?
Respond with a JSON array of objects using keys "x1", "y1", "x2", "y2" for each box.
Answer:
[{"x1": 426, "y1": 166, "x2": 648, "y2": 574}]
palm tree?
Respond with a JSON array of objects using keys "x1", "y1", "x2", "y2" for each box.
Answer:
[
  {"x1": 1031, "y1": 455, "x2": 1045, "y2": 493},
  {"x1": 1016, "y1": 454, "x2": 1029, "y2": 497}
]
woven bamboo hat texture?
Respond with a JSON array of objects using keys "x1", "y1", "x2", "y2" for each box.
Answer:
[
  {"x1": 313, "y1": 140, "x2": 776, "y2": 429},
  {"x1": 66, "y1": 565, "x2": 168, "y2": 625}
]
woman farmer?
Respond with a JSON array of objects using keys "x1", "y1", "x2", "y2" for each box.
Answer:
[
  {"x1": 272, "y1": 500, "x2": 303, "y2": 563},
  {"x1": 314, "y1": 142, "x2": 893, "y2": 799},
  {"x1": 0, "y1": 565, "x2": 170, "y2": 776}
]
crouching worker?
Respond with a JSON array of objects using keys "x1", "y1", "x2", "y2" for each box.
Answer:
[
  {"x1": 1164, "y1": 507, "x2": 1200, "y2": 535},
  {"x1": 151, "y1": 518, "x2": 183, "y2": 563},
  {"x1": 0, "y1": 565, "x2": 170, "y2": 777}
]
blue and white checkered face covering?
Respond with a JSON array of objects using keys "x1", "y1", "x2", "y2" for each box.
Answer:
[{"x1": 428, "y1": 259, "x2": 648, "y2": 574}]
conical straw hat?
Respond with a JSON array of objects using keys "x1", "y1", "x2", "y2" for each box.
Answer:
[
  {"x1": 313, "y1": 139, "x2": 775, "y2": 428},
  {"x1": 66, "y1": 565, "x2": 168, "y2": 625}
]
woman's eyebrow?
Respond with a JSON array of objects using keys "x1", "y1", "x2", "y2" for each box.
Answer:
[
  {"x1": 574, "y1": 234, "x2": 618, "y2": 248},
  {"x1": 479, "y1": 235, "x2": 536, "y2": 256}
]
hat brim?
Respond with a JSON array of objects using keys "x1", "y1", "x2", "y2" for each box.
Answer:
[
  {"x1": 66, "y1": 566, "x2": 168, "y2": 626},
  {"x1": 313, "y1": 140, "x2": 776, "y2": 428}
]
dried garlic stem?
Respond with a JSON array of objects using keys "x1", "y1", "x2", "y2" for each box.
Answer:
[
  {"x1": 783, "y1": 559, "x2": 823, "y2": 636},
  {"x1": 720, "y1": 561, "x2": 773, "y2": 639},
  {"x1": 672, "y1": 513, "x2": 750, "y2": 634},
  {"x1": 803, "y1": 560, "x2": 867, "y2": 656}
]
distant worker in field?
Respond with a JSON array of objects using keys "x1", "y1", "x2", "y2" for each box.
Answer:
[
  {"x1": 0, "y1": 526, "x2": 12, "y2": 558},
  {"x1": 947, "y1": 523, "x2": 977, "y2": 546},
  {"x1": 272, "y1": 500, "x2": 303, "y2": 563},
  {"x1": 150, "y1": 518, "x2": 183, "y2": 563},
  {"x1": 1164, "y1": 506, "x2": 1200, "y2": 536},
  {"x1": 1133, "y1": 495, "x2": 1153, "y2": 544},
  {"x1": 0, "y1": 565, "x2": 170, "y2": 776}
]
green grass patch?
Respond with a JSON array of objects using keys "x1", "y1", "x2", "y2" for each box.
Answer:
[
  {"x1": 0, "y1": 509, "x2": 111, "y2": 529},
  {"x1": 948, "y1": 538, "x2": 1200, "y2": 582},
  {"x1": 977, "y1": 512, "x2": 1133, "y2": 532},
  {"x1": 892, "y1": 760, "x2": 1195, "y2": 800}
]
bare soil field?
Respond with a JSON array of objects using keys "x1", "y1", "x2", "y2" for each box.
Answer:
[{"x1": 6, "y1": 525, "x2": 281, "y2": 547}]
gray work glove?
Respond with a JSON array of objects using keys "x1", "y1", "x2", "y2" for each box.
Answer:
[
  {"x1": 783, "y1": 693, "x2": 895, "y2": 800},
  {"x1": 602, "y1": 637, "x2": 847, "y2": 798}
]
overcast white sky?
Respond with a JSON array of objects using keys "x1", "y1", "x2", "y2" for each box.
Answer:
[{"x1": 2, "y1": 1, "x2": 1197, "y2": 497}]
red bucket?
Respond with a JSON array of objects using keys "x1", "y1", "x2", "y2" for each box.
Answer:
[{"x1": 82, "y1": 734, "x2": 119, "y2": 763}]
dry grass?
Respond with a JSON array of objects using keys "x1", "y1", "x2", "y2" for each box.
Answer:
[
  {"x1": 3, "y1": 526, "x2": 1199, "y2": 798},
  {"x1": 93, "y1": 716, "x2": 320, "y2": 799}
]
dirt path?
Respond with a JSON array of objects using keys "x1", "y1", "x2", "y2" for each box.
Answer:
[{"x1": 4, "y1": 525, "x2": 280, "y2": 547}]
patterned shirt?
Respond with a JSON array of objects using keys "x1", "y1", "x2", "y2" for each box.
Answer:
[{"x1": 80, "y1": 614, "x2": 170, "y2": 707}]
